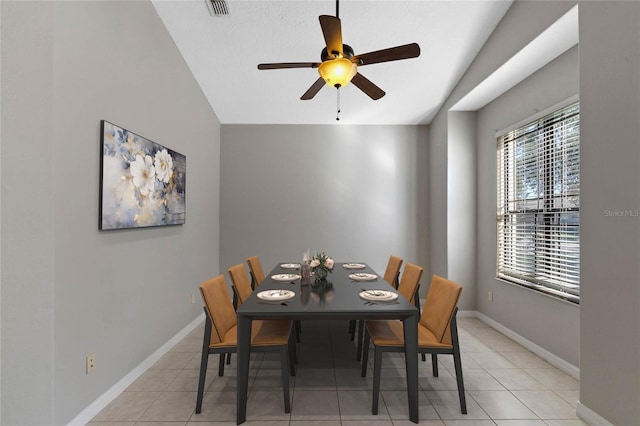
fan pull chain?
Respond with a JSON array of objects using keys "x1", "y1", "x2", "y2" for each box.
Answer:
[{"x1": 336, "y1": 87, "x2": 341, "y2": 121}]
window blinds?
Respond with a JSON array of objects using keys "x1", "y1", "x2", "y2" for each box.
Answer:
[{"x1": 497, "y1": 102, "x2": 580, "y2": 303}]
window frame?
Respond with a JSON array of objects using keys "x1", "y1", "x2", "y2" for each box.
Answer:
[{"x1": 496, "y1": 97, "x2": 580, "y2": 304}]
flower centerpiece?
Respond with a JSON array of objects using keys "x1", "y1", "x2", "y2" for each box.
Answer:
[{"x1": 309, "y1": 251, "x2": 334, "y2": 281}]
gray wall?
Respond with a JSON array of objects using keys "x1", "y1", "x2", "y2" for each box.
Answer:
[
  {"x1": 476, "y1": 47, "x2": 580, "y2": 366},
  {"x1": 1, "y1": 1, "x2": 220, "y2": 424},
  {"x1": 429, "y1": 0, "x2": 580, "y2": 362},
  {"x1": 429, "y1": 0, "x2": 640, "y2": 423},
  {"x1": 220, "y1": 124, "x2": 429, "y2": 286},
  {"x1": 579, "y1": 2, "x2": 640, "y2": 424}
]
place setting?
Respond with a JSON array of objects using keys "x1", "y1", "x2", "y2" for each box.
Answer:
[
  {"x1": 349, "y1": 272, "x2": 378, "y2": 281},
  {"x1": 256, "y1": 289, "x2": 296, "y2": 305},
  {"x1": 271, "y1": 273, "x2": 301, "y2": 283},
  {"x1": 359, "y1": 289, "x2": 399, "y2": 305},
  {"x1": 343, "y1": 263, "x2": 366, "y2": 269}
]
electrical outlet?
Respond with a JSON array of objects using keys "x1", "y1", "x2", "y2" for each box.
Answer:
[
  {"x1": 488, "y1": 291, "x2": 493, "y2": 302},
  {"x1": 191, "y1": 293, "x2": 196, "y2": 304},
  {"x1": 86, "y1": 353, "x2": 96, "y2": 374}
]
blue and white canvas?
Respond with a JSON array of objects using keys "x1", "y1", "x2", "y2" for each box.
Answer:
[{"x1": 100, "y1": 120, "x2": 186, "y2": 230}]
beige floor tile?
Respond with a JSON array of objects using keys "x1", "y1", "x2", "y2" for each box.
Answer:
[
  {"x1": 485, "y1": 368, "x2": 547, "y2": 391},
  {"x1": 127, "y1": 369, "x2": 181, "y2": 392},
  {"x1": 469, "y1": 390, "x2": 538, "y2": 419},
  {"x1": 337, "y1": 390, "x2": 391, "y2": 421},
  {"x1": 90, "y1": 318, "x2": 587, "y2": 425},
  {"x1": 425, "y1": 390, "x2": 488, "y2": 420},
  {"x1": 291, "y1": 390, "x2": 340, "y2": 421},
  {"x1": 137, "y1": 391, "x2": 196, "y2": 422},
  {"x1": 380, "y1": 389, "x2": 439, "y2": 420},
  {"x1": 91, "y1": 391, "x2": 161, "y2": 422},
  {"x1": 189, "y1": 391, "x2": 236, "y2": 422},
  {"x1": 523, "y1": 368, "x2": 579, "y2": 390},
  {"x1": 245, "y1": 389, "x2": 292, "y2": 421},
  {"x1": 511, "y1": 390, "x2": 579, "y2": 419}
]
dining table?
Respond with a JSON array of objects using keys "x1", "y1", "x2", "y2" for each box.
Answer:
[{"x1": 235, "y1": 262, "x2": 420, "y2": 424}]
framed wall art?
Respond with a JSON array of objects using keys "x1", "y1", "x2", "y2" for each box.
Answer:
[{"x1": 99, "y1": 120, "x2": 186, "y2": 230}]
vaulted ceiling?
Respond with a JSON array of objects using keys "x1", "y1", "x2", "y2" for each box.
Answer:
[{"x1": 152, "y1": 0, "x2": 513, "y2": 125}]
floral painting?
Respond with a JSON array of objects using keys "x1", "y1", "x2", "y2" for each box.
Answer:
[{"x1": 99, "y1": 120, "x2": 186, "y2": 230}]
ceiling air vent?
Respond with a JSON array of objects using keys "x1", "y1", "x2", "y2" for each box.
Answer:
[{"x1": 206, "y1": 0, "x2": 230, "y2": 17}]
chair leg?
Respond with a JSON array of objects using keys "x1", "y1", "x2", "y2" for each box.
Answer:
[
  {"x1": 421, "y1": 353, "x2": 426, "y2": 362},
  {"x1": 361, "y1": 327, "x2": 371, "y2": 377},
  {"x1": 295, "y1": 320, "x2": 301, "y2": 343},
  {"x1": 218, "y1": 353, "x2": 226, "y2": 376},
  {"x1": 432, "y1": 353, "x2": 438, "y2": 377},
  {"x1": 196, "y1": 314, "x2": 212, "y2": 414},
  {"x1": 450, "y1": 314, "x2": 467, "y2": 414},
  {"x1": 372, "y1": 346, "x2": 383, "y2": 415},
  {"x1": 280, "y1": 346, "x2": 291, "y2": 413},
  {"x1": 356, "y1": 320, "x2": 364, "y2": 361},
  {"x1": 226, "y1": 353, "x2": 232, "y2": 365},
  {"x1": 349, "y1": 320, "x2": 356, "y2": 340}
]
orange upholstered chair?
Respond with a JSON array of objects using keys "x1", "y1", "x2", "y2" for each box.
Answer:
[
  {"x1": 355, "y1": 262, "x2": 422, "y2": 361},
  {"x1": 383, "y1": 255, "x2": 403, "y2": 288},
  {"x1": 195, "y1": 274, "x2": 295, "y2": 414},
  {"x1": 361, "y1": 275, "x2": 466, "y2": 415},
  {"x1": 228, "y1": 263, "x2": 254, "y2": 306},
  {"x1": 350, "y1": 255, "x2": 404, "y2": 342},
  {"x1": 247, "y1": 255, "x2": 266, "y2": 289}
]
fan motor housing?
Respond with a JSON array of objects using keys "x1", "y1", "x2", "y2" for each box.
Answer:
[{"x1": 321, "y1": 44, "x2": 354, "y2": 62}]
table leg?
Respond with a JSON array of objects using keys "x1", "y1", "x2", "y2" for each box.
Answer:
[
  {"x1": 236, "y1": 315, "x2": 251, "y2": 425},
  {"x1": 403, "y1": 314, "x2": 419, "y2": 423}
]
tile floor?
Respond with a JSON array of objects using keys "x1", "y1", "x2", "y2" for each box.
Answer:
[{"x1": 89, "y1": 316, "x2": 588, "y2": 425}]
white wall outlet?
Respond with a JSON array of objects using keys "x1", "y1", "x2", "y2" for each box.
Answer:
[
  {"x1": 191, "y1": 293, "x2": 196, "y2": 304},
  {"x1": 86, "y1": 353, "x2": 96, "y2": 374},
  {"x1": 488, "y1": 291, "x2": 494, "y2": 302}
]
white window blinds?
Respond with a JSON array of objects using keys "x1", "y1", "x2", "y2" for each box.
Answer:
[{"x1": 497, "y1": 101, "x2": 580, "y2": 303}]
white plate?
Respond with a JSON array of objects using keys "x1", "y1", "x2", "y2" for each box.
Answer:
[
  {"x1": 349, "y1": 273, "x2": 378, "y2": 281},
  {"x1": 280, "y1": 263, "x2": 300, "y2": 269},
  {"x1": 359, "y1": 290, "x2": 399, "y2": 301},
  {"x1": 257, "y1": 290, "x2": 296, "y2": 301},
  {"x1": 271, "y1": 274, "x2": 301, "y2": 282},
  {"x1": 343, "y1": 263, "x2": 366, "y2": 269}
]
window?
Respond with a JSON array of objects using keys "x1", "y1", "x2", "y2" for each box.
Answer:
[{"x1": 497, "y1": 101, "x2": 580, "y2": 303}]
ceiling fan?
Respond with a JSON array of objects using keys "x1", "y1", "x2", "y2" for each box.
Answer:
[{"x1": 257, "y1": 0, "x2": 420, "y2": 104}]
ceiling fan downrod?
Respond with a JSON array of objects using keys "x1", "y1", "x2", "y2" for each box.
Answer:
[{"x1": 336, "y1": 87, "x2": 341, "y2": 121}]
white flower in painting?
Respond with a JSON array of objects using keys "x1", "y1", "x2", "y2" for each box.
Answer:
[
  {"x1": 154, "y1": 149, "x2": 174, "y2": 184},
  {"x1": 130, "y1": 154, "x2": 156, "y2": 196}
]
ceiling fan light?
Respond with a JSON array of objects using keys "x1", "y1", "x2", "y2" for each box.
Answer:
[{"x1": 318, "y1": 58, "x2": 357, "y2": 88}]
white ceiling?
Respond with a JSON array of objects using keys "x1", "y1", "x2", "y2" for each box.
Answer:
[{"x1": 152, "y1": 0, "x2": 513, "y2": 125}]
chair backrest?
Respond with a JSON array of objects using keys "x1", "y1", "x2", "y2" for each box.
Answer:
[
  {"x1": 383, "y1": 255, "x2": 403, "y2": 288},
  {"x1": 397, "y1": 262, "x2": 423, "y2": 305},
  {"x1": 420, "y1": 275, "x2": 462, "y2": 344},
  {"x1": 247, "y1": 256, "x2": 266, "y2": 288},
  {"x1": 199, "y1": 275, "x2": 237, "y2": 345},
  {"x1": 228, "y1": 263, "x2": 253, "y2": 306}
]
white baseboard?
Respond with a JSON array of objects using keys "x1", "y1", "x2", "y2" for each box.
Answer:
[
  {"x1": 576, "y1": 402, "x2": 615, "y2": 426},
  {"x1": 67, "y1": 313, "x2": 205, "y2": 426},
  {"x1": 471, "y1": 310, "x2": 580, "y2": 379}
]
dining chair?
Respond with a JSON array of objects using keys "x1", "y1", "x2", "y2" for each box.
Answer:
[
  {"x1": 247, "y1": 255, "x2": 266, "y2": 289},
  {"x1": 361, "y1": 274, "x2": 466, "y2": 415},
  {"x1": 228, "y1": 263, "x2": 253, "y2": 306},
  {"x1": 230, "y1": 262, "x2": 301, "y2": 343},
  {"x1": 383, "y1": 255, "x2": 403, "y2": 289},
  {"x1": 350, "y1": 255, "x2": 404, "y2": 342},
  {"x1": 195, "y1": 274, "x2": 296, "y2": 414},
  {"x1": 355, "y1": 262, "x2": 423, "y2": 361}
]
